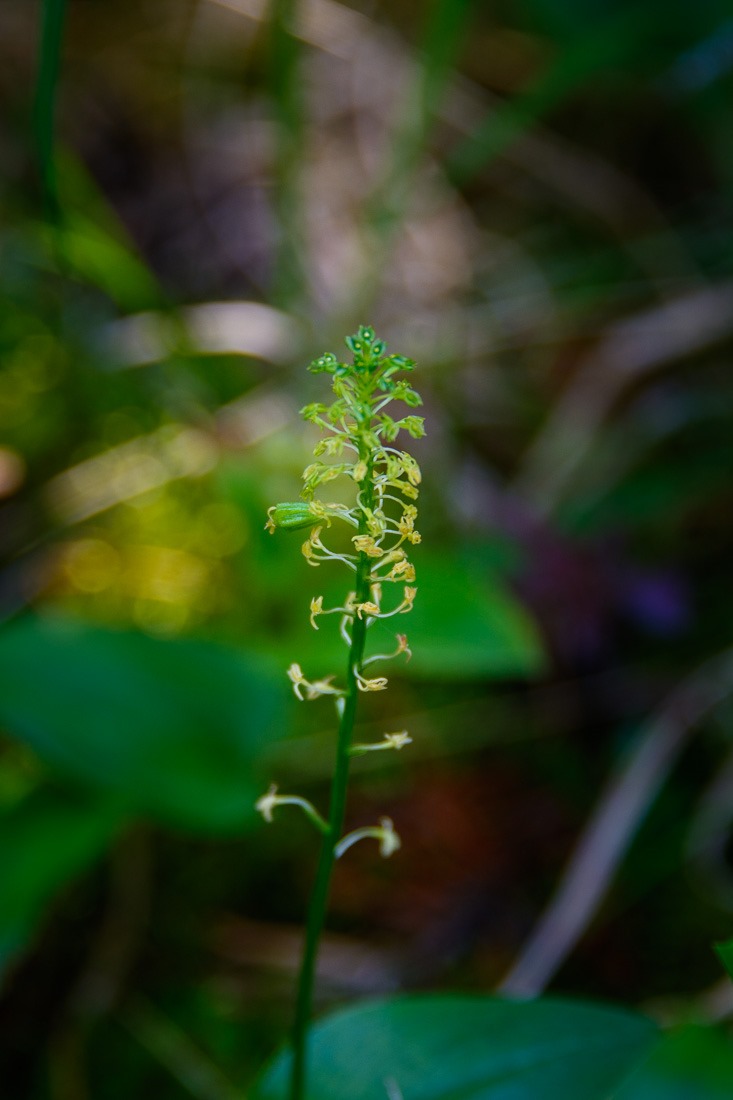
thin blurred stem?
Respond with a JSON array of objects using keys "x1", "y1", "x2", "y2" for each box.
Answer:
[
  {"x1": 500, "y1": 646, "x2": 733, "y2": 997},
  {"x1": 121, "y1": 998, "x2": 244, "y2": 1100},
  {"x1": 34, "y1": 0, "x2": 68, "y2": 222},
  {"x1": 290, "y1": 451, "x2": 376, "y2": 1100},
  {"x1": 72, "y1": 825, "x2": 151, "y2": 1018},
  {"x1": 513, "y1": 283, "x2": 733, "y2": 517},
  {"x1": 268, "y1": 0, "x2": 306, "y2": 309},
  {"x1": 49, "y1": 826, "x2": 151, "y2": 1100},
  {"x1": 344, "y1": 0, "x2": 473, "y2": 320},
  {"x1": 370, "y1": 0, "x2": 473, "y2": 227}
]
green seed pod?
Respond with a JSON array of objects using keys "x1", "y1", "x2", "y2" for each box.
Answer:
[
  {"x1": 266, "y1": 500, "x2": 353, "y2": 533},
  {"x1": 266, "y1": 503, "x2": 319, "y2": 531}
]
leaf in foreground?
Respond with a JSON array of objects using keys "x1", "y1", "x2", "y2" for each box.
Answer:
[{"x1": 253, "y1": 994, "x2": 657, "y2": 1100}]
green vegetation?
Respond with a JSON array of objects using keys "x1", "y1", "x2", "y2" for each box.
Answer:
[{"x1": 2, "y1": 0, "x2": 733, "y2": 1096}]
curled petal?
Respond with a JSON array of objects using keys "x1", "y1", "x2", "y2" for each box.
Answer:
[{"x1": 355, "y1": 667, "x2": 388, "y2": 692}]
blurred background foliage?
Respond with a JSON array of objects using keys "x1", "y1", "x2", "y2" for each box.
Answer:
[{"x1": 2, "y1": 0, "x2": 733, "y2": 1095}]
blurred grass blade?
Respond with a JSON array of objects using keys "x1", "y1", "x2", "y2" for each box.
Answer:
[
  {"x1": 715, "y1": 938, "x2": 733, "y2": 981},
  {"x1": 37, "y1": 210, "x2": 163, "y2": 312},
  {"x1": 352, "y1": 0, "x2": 474, "y2": 316},
  {"x1": 268, "y1": 0, "x2": 306, "y2": 308},
  {"x1": 371, "y1": 0, "x2": 475, "y2": 235},
  {"x1": 33, "y1": 0, "x2": 68, "y2": 220},
  {"x1": 269, "y1": 0, "x2": 301, "y2": 153},
  {"x1": 448, "y1": 7, "x2": 655, "y2": 185},
  {"x1": 122, "y1": 998, "x2": 245, "y2": 1100},
  {"x1": 32, "y1": 150, "x2": 165, "y2": 311},
  {"x1": 416, "y1": 0, "x2": 476, "y2": 132}
]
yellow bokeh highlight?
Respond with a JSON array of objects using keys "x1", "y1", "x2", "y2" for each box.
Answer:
[{"x1": 63, "y1": 538, "x2": 121, "y2": 594}]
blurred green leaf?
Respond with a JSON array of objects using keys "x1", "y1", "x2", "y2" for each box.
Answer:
[
  {"x1": 28, "y1": 151, "x2": 165, "y2": 310},
  {"x1": 615, "y1": 1025, "x2": 733, "y2": 1099},
  {"x1": 421, "y1": 0, "x2": 475, "y2": 114},
  {"x1": 265, "y1": 548, "x2": 545, "y2": 681},
  {"x1": 0, "y1": 784, "x2": 122, "y2": 976},
  {"x1": 0, "y1": 617, "x2": 283, "y2": 833},
  {"x1": 38, "y1": 213, "x2": 163, "y2": 312},
  {"x1": 405, "y1": 550, "x2": 546, "y2": 678},
  {"x1": 253, "y1": 994, "x2": 657, "y2": 1100}
]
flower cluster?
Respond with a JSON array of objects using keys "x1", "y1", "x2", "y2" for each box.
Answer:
[{"x1": 257, "y1": 326, "x2": 424, "y2": 859}]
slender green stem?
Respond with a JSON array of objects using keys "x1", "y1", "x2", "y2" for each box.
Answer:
[
  {"x1": 290, "y1": 453, "x2": 375, "y2": 1100},
  {"x1": 34, "y1": 0, "x2": 68, "y2": 223}
]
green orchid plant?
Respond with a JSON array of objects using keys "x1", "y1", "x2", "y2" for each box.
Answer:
[{"x1": 256, "y1": 325, "x2": 424, "y2": 1100}]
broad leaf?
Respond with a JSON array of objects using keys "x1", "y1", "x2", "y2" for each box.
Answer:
[
  {"x1": 405, "y1": 552, "x2": 545, "y2": 679},
  {"x1": 253, "y1": 994, "x2": 657, "y2": 1100},
  {"x1": 0, "y1": 616, "x2": 282, "y2": 832}
]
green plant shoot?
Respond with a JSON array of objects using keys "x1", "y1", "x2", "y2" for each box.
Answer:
[{"x1": 256, "y1": 325, "x2": 424, "y2": 1100}]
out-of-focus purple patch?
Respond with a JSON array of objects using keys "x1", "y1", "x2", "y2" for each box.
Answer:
[{"x1": 618, "y1": 569, "x2": 690, "y2": 636}]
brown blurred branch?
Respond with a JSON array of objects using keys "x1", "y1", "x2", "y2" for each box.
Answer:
[
  {"x1": 500, "y1": 646, "x2": 733, "y2": 997},
  {"x1": 514, "y1": 282, "x2": 733, "y2": 516}
]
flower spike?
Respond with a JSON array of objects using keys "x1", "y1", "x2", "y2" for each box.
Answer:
[{"x1": 259, "y1": 328, "x2": 424, "y2": 1096}]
